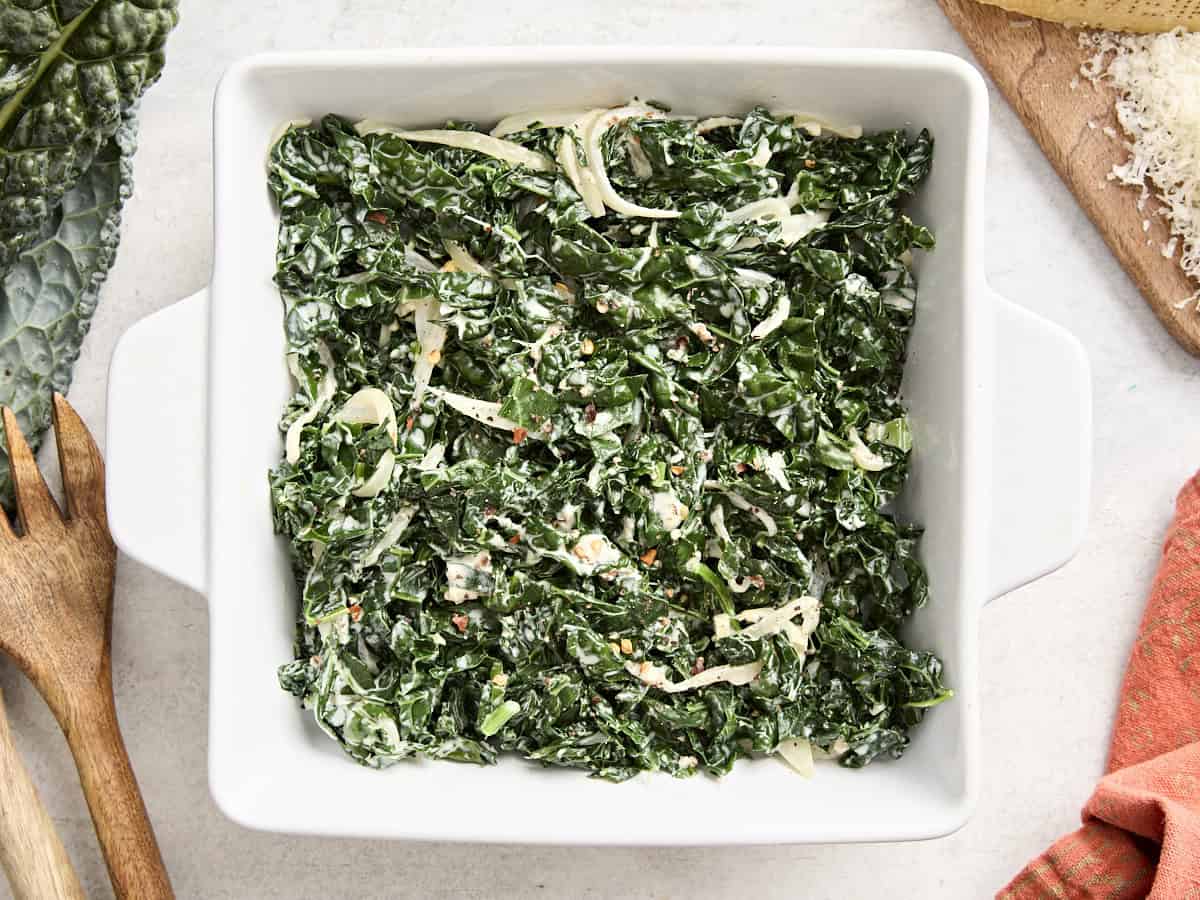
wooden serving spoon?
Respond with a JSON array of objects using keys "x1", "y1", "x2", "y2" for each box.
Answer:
[
  {"x1": 0, "y1": 395, "x2": 173, "y2": 900},
  {"x1": 0, "y1": 687, "x2": 86, "y2": 900}
]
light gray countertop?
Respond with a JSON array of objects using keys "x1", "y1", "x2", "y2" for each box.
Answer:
[{"x1": 3, "y1": 2, "x2": 1198, "y2": 897}]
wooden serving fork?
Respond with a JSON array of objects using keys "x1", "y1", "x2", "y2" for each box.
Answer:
[{"x1": 0, "y1": 395, "x2": 173, "y2": 900}]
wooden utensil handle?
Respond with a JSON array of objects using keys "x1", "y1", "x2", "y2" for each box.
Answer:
[
  {"x1": 0, "y1": 688, "x2": 86, "y2": 900},
  {"x1": 60, "y1": 681, "x2": 173, "y2": 900}
]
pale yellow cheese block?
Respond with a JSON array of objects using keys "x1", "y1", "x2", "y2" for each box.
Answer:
[{"x1": 980, "y1": 0, "x2": 1200, "y2": 31}]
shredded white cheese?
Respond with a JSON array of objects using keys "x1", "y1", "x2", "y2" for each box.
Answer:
[{"x1": 1083, "y1": 30, "x2": 1200, "y2": 302}]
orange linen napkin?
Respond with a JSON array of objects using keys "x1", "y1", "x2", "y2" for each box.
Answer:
[{"x1": 1000, "y1": 472, "x2": 1200, "y2": 899}]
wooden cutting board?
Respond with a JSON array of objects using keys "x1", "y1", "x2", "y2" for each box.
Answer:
[{"x1": 939, "y1": 0, "x2": 1200, "y2": 357}]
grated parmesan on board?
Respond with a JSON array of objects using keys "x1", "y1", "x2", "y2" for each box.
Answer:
[{"x1": 1083, "y1": 30, "x2": 1200, "y2": 305}]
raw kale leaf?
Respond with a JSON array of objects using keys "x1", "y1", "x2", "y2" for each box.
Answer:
[
  {"x1": 0, "y1": 0, "x2": 178, "y2": 267},
  {"x1": 0, "y1": 0, "x2": 179, "y2": 509},
  {"x1": 0, "y1": 117, "x2": 133, "y2": 508},
  {"x1": 268, "y1": 106, "x2": 951, "y2": 781}
]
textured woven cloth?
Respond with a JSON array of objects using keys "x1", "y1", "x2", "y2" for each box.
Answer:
[{"x1": 1000, "y1": 472, "x2": 1200, "y2": 899}]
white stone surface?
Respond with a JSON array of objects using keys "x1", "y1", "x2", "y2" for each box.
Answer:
[{"x1": 2, "y1": 2, "x2": 1198, "y2": 897}]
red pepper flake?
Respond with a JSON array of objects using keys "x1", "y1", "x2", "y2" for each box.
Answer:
[
  {"x1": 405, "y1": 415, "x2": 415, "y2": 432},
  {"x1": 512, "y1": 426, "x2": 529, "y2": 444},
  {"x1": 366, "y1": 210, "x2": 390, "y2": 225},
  {"x1": 584, "y1": 403, "x2": 597, "y2": 424},
  {"x1": 452, "y1": 613, "x2": 469, "y2": 633},
  {"x1": 691, "y1": 656, "x2": 706, "y2": 676},
  {"x1": 748, "y1": 574, "x2": 766, "y2": 590},
  {"x1": 348, "y1": 604, "x2": 363, "y2": 622},
  {"x1": 508, "y1": 534, "x2": 521, "y2": 544},
  {"x1": 640, "y1": 548, "x2": 658, "y2": 566},
  {"x1": 734, "y1": 462, "x2": 749, "y2": 475},
  {"x1": 670, "y1": 464, "x2": 685, "y2": 476}
]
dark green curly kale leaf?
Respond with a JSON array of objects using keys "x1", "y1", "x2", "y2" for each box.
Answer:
[
  {"x1": 0, "y1": 117, "x2": 134, "y2": 507},
  {"x1": 0, "y1": 1, "x2": 179, "y2": 509},
  {"x1": 0, "y1": 1, "x2": 178, "y2": 267}
]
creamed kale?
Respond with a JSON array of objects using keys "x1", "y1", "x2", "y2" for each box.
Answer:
[{"x1": 268, "y1": 103, "x2": 951, "y2": 781}]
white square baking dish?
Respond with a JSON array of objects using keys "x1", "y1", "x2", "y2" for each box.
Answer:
[{"x1": 105, "y1": 47, "x2": 1091, "y2": 844}]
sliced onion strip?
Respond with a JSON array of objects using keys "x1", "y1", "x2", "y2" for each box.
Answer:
[
  {"x1": 769, "y1": 110, "x2": 864, "y2": 139},
  {"x1": 777, "y1": 738, "x2": 815, "y2": 777},
  {"x1": 583, "y1": 105, "x2": 681, "y2": 219},
  {"x1": 353, "y1": 450, "x2": 395, "y2": 498},
  {"x1": 490, "y1": 109, "x2": 592, "y2": 137},
  {"x1": 333, "y1": 387, "x2": 398, "y2": 444},
  {"x1": 285, "y1": 343, "x2": 337, "y2": 465},
  {"x1": 410, "y1": 297, "x2": 447, "y2": 409},
  {"x1": 750, "y1": 293, "x2": 791, "y2": 340},
  {"x1": 428, "y1": 386, "x2": 523, "y2": 433},
  {"x1": 444, "y1": 240, "x2": 492, "y2": 276},
  {"x1": 557, "y1": 130, "x2": 607, "y2": 218},
  {"x1": 696, "y1": 115, "x2": 743, "y2": 134},
  {"x1": 625, "y1": 659, "x2": 763, "y2": 693},
  {"x1": 355, "y1": 123, "x2": 555, "y2": 172}
]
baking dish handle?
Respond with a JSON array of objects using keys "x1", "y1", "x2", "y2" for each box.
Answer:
[
  {"x1": 106, "y1": 289, "x2": 208, "y2": 593},
  {"x1": 988, "y1": 291, "x2": 1091, "y2": 600}
]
